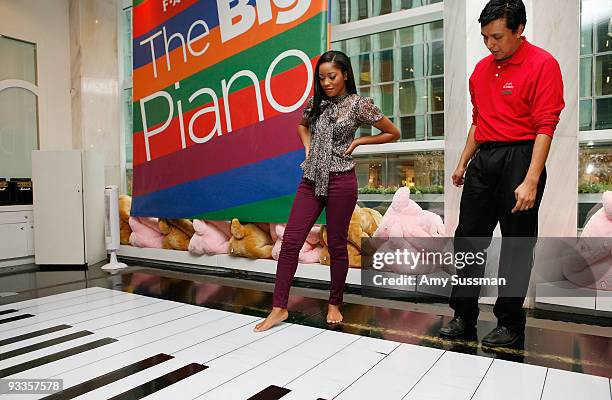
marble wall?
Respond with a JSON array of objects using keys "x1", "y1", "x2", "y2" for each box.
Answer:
[{"x1": 69, "y1": 0, "x2": 121, "y2": 187}]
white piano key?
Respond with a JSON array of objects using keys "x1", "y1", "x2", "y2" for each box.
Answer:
[
  {"x1": 403, "y1": 350, "x2": 493, "y2": 400},
  {"x1": 276, "y1": 336, "x2": 400, "y2": 400},
  {"x1": 0, "y1": 287, "x2": 108, "y2": 312},
  {"x1": 10, "y1": 312, "x2": 255, "y2": 381},
  {"x1": 0, "y1": 295, "x2": 150, "y2": 334},
  {"x1": 143, "y1": 323, "x2": 324, "y2": 400},
  {"x1": 0, "y1": 325, "x2": 87, "y2": 353},
  {"x1": 199, "y1": 329, "x2": 359, "y2": 399},
  {"x1": 471, "y1": 359, "x2": 547, "y2": 400},
  {"x1": 335, "y1": 343, "x2": 445, "y2": 400},
  {"x1": 0, "y1": 289, "x2": 128, "y2": 315},
  {"x1": 541, "y1": 368, "x2": 611, "y2": 400}
]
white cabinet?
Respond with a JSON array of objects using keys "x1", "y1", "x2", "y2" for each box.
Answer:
[
  {"x1": 0, "y1": 206, "x2": 35, "y2": 263},
  {"x1": 32, "y1": 150, "x2": 105, "y2": 266}
]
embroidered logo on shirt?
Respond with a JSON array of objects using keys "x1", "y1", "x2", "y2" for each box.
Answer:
[{"x1": 502, "y1": 82, "x2": 514, "y2": 95}]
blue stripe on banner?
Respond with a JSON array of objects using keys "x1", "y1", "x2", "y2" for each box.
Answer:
[
  {"x1": 132, "y1": 0, "x2": 257, "y2": 70},
  {"x1": 130, "y1": 150, "x2": 304, "y2": 218}
]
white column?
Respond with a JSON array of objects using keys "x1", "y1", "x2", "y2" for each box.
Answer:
[{"x1": 69, "y1": 0, "x2": 121, "y2": 187}]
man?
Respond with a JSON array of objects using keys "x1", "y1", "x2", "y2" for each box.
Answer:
[{"x1": 439, "y1": 0, "x2": 564, "y2": 347}]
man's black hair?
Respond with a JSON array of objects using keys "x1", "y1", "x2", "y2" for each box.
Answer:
[{"x1": 479, "y1": 0, "x2": 527, "y2": 32}]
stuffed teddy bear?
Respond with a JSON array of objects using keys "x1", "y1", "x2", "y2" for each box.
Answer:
[
  {"x1": 118, "y1": 195, "x2": 132, "y2": 245},
  {"x1": 188, "y1": 220, "x2": 231, "y2": 255},
  {"x1": 563, "y1": 191, "x2": 612, "y2": 290},
  {"x1": 159, "y1": 218, "x2": 195, "y2": 251},
  {"x1": 270, "y1": 223, "x2": 322, "y2": 264},
  {"x1": 129, "y1": 216, "x2": 163, "y2": 248},
  {"x1": 319, "y1": 205, "x2": 382, "y2": 268},
  {"x1": 228, "y1": 219, "x2": 274, "y2": 259},
  {"x1": 372, "y1": 187, "x2": 446, "y2": 274}
]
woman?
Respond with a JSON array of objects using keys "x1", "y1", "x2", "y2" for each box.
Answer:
[{"x1": 254, "y1": 50, "x2": 400, "y2": 332}]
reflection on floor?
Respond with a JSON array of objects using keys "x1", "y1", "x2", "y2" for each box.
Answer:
[{"x1": 0, "y1": 263, "x2": 610, "y2": 399}]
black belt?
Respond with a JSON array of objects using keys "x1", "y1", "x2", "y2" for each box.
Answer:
[{"x1": 478, "y1": 140, "x2": 535, "y2": 151}]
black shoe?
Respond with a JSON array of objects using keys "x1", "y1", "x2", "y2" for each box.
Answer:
[
  {"x1": 481, "y1": 326, "x2": 522, "y2": 347},
  {"x1": 439, "y1": 316, "x2": 474, "y2": 338}
]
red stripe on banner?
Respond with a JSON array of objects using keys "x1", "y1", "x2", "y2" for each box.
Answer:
[
  {"x1": 132, "y1": 110, "x2": 304, "y2": 196},
  {"x1": 133, "y1": 0, "x2": 199, "y2": 38},
  {"x1": 132, "y1": 56, "x2": 316, "y2": 165}
]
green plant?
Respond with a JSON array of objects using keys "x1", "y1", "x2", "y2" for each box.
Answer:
[{"x1": 578, "y1": 183, "x2": 612, "y2": 193}]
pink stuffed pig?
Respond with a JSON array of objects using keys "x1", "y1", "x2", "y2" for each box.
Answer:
[
  {"x1": 270, "y1": 223, "x2": 323, "y2": 264},
  {"x1": 128, "y1": 216, "x2": 163, "y2": 248},
  {"x1": 188, "y1": 220, "x2": 231, "y2": 255},
  {"x1": 563, "y1": 191, "x2": 612, "y2": 290}
]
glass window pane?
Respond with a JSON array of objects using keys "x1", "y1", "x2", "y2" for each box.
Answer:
[
  {"x1": 123, "y1": 9, "x2": 132, "y2": 83},
  {"x1": 0, "y1": 36, "x2": 36, "y2": 83},
  {"x1": 595, "y1": 54, "x2": 612, "y2": 96},
  {"x1": 578, "y1": 144, "x2": 612, "y2": 190},
  {"x1": 346, "y1": 36, "x2": 370, "y2": 55},
  {"x1": 595, "y1": 15, "x2": 612, "y2": 53},
  {"x1": 372, "y1": 0, "x2": 393, "y2": 17},
  {"x1": 373, "y1": 50, "x2": 394, "y2": 83},
  {"x1": 426, "y1": 20, "x2": 443, "y2": 41},
  {"x1": 580, "y1": 16, "x2": 593, "y2": 55},
  {"x1": 358, "y1": 54, "x2": 371, "y2": 85},
  {"x1": 401, "y1": 44, "x2": 424, "y2": 79},
  {"x1": 355, "y1": 155, "x2": 386, "y2": 188},
  {"x1": 349, "y1": 0, "x2": 369, "y2": 22},
  {"x1": 428, "y1": 113, "x2": 444, "y2": 139},
  {"x1": 579, "y1": 99, "x2": 593, "y2": 131},
  {"x1": 332, "y1": 0, "x2": 349, "y2": 24},
  {"x1": 331, "y1": 40, "x2": 346, "y2": 53},
  {"x1": 595, "y1": 97, "x2": 612, "y2": 130},
  {"x1": 399, "y1": 80, "x2": 426, "y2": 115},
  {"x1": 399, "y1": 25, "x2": 424, "y2": 46},
  {"x1": 371, "y1": 83, "x2": 394, "y2": 116},
  {"x1": 428, "y1": 41, "x2": 444, "y2": 75},
  {"x1": 580, "y1": 57, "x2": 592, "y2": 98},
  {"x1": 400, "y1": 0, "x2": 425, "y2": 9},
  {"x1": 372, "y1": 30, "x2": 395, "y2": 50},
  {"x1": 428, "y1": 77, "x2": 444, "y2": 112},
  {"x1": 400, "y1": 115, "x2": 426, "y2": 141}
]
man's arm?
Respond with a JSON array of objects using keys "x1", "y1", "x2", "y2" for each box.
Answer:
[
  {"x1": 452, "y1": 125, "x2": 479, "y2": 187},
  {"x1": 511, "y1": 134, "x2": 552, "y2": 213}
]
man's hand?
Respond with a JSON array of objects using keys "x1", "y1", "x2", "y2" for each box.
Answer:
[
  {"x1": 512, "y1": 178, "x2": 538, "y2": 213},
  {"x1": 452, "y1": 165, "x2": 467, "y2": 187}
]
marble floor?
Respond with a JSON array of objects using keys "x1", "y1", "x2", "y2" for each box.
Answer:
[{"x1": 0, "y1": 264, "x2": 610, "y2": 399}]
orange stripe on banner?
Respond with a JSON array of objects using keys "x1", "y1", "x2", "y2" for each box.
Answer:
[
  {"x1": 132, "y1": 57, "x2": 316, "y2": 165},
  {"x1": 133, "y1": 0, "x2": 199, "y2": 39},
  {"x1": 133, "y1": 3, "x2": 322, "y2": 101}
]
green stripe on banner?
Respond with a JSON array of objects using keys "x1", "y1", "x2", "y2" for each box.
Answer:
[
  {"x1": 133, "y1": 0, "x2": 146, "y2": 6},
  {"x1": 193, "y1": 194, "x2": 326, "y2": 224},
  {"x1": 133, "y1": 13, "x2": 325, "y2": 132}
]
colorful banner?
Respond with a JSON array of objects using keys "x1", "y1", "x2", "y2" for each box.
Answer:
[{"x1": 131, "y1": 0, "x2": 329, "y2": 222}]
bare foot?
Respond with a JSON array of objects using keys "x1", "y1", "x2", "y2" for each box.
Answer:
[
  {"x1": 254, "y1": 307, "x2": 288, "y2": 332},
  {"x1": 327, "y1": 304, "x2": 343, "y2": 324}
]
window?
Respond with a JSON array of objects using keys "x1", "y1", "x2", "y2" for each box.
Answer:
[
  {"x1": 578, "y1": 143, "x2": 612, "y2": 228},
  {"x1": 332, "y1": 0, "x2": 442, "y2": 24},
  {"x1": 332, "y1": 20, "x2": 444, "y2": 141},
  {"x1": 120, "y1": 6, "x2": 133, "y2": 195},
  {"x1": 580, "y1": 0, "x2": 612, "y2": 131},
  {"x1": 0, "y1": 36, "x2": 38, "y2": 179}
]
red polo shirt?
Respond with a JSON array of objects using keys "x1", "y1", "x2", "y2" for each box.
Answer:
[{"x1": 470, "y1": 37, "x2": 565, "y2": 142}]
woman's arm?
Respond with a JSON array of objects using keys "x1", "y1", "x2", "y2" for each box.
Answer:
[
  {"x1": 344, "y1": 116, "x2": 400, "y2": 155},
  {"x1": 298, "y1": 123, "x2": 311, "y2": 157}
]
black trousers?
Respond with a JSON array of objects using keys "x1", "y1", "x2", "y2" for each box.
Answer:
[{"x1": 449, "y1": 140, "x2": 546, "y2": 332}]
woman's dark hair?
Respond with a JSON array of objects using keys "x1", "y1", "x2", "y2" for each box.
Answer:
[
  {"x1": 478, "y1": 0, "x2": 526, "y2": 32},
  {"x1": 308, "y1": 50, "x2": 357, "y2": 126}
]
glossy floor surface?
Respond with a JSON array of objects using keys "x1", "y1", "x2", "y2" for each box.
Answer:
[{"x1": 0, "y1": 263, "x2": 610, "y2": 399}]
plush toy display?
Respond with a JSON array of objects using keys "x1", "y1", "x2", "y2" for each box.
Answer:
[
  {"x1": 319, "y1": 205, "x2": 382, "y2": 268},
  {"x1": 229, "y1": 219, "x2": 274, "y2": 259},
  {"x1": 129, "y1": 217, "x2": 163, "y2": 248},
  {"x1": 118, "y1": 195, "x2": 132, "y2": 245},
  {"x1": 563, "y1": 191, "x2": 612, "y2": 290},
  {"x1": 159, "y1": 218, "x2": 195, "y2": 251},
  {"x1": 270, "y1": 223, "x2": 323, "y2": 264},
  {"x1": 374, "y1": 187, "x2": 445, "y2": 238},
  {"x1": 189, "y1": 220, "x2": 231, "y2": 255},
  {"x1": 372, "y1": 187, "x2": 446, "y2": 275}
]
